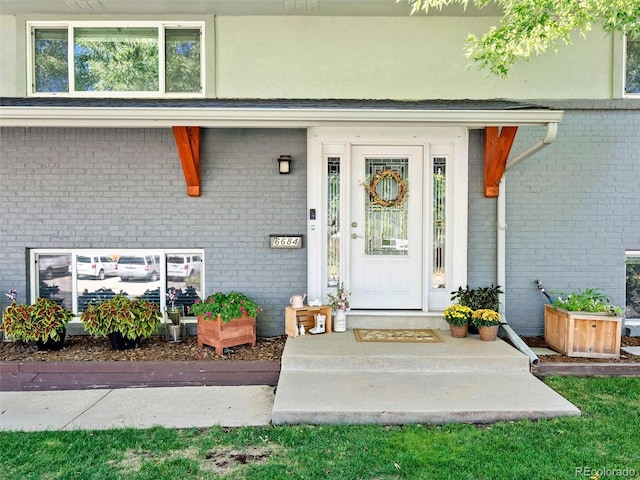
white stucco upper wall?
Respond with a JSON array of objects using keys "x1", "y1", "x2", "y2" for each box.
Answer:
[
  {"x1": 0, "y1": 15, "x2": 18, "y2": 97},
  {"x1": 0, "y1": 14, "x2": 618, "y2": 99},
  {"x1": 215, "y1": 16, "x2": 614, "y2": 100}
]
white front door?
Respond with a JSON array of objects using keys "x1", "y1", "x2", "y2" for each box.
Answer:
[{"x1": 349, "y1": 145, "x2": 424, "y2": 309}]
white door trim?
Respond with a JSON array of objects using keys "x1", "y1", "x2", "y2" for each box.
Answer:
[{"x1": 307, "y1": 126, "x2": 468, "y2": 311}]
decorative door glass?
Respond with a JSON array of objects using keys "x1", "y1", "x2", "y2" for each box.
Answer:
[
  {"x1": 432, "y1": 157, "x2": 446, "y2": 289},
  {"x1": 364, "y1": 157, "x2": 409, "y2": 256},
  {"x1": 327, "y1": 157, "x2": 341, "y2": 287}
]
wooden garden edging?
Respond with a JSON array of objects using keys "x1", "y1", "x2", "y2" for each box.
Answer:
[
  {"x1": 531, "y1": 363, "x2": 640, "y2": 378},
  {"x1": 0, "y1": 360, "x2": 280, "y2": 391}
]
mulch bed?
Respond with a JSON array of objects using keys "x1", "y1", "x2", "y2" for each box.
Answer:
[
  {"x1": 518, "y1": 335, "x2": 640, "y2": 364},
  {"x1": 517, "y1": 335, "x2": 640, "y2": 378},
  {"x1": 3, "y1": 334, "x2": 636, "y2": 364},
  {"x1": 0, "y1": 335, "x2": 286, "y2": 362},
  {"x1": 1, "y1": 334, "x2": 639, "y2": 390},
  {"x1": 0, "y1": 335, "x2": 286, "y2": 391}
]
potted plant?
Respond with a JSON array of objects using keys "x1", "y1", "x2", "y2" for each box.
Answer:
[
  {"x1": 471, "y1": 309, "x2": 502, "y2": 342},
  {"x1": 164, "y1": 288, "x2": 185, "y2": 342},
  {"x1": 166, "y1": 288, "x2": 182, "y2": 324},
  {"x1": 326, "y1": 282, "x2": 350, "y2": 333},
  {"x1": 545, "y1": 288, "x2": 622, "y2": 358},
  {"x1": 189, "y1": 291, "x2": 261, "y2": 355},
  {"x1": 451, "y1": 284, "x2": 503, "y2": 333},
  {"x1": 1, "y1": 291, "x2": 74, "y2": 350},
  {"x1": 81, "y1": 295, "x2": 162, "y2": 350},
  {"x1": 443, "y1": 304, "x2": 473, "y2": 338}
]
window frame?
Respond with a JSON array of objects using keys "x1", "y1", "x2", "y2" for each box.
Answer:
[
  {"x1": 29, "y1": 248, "x2": 205, "y2": 320},
  {"x1": 626, "y1": 250, "x2": 640, "y2": 321},
  {"x1": 27, "y1": 21, "x2": 205, "y2": 98},
  {"x1": 624, "y1": 31, "x2": 640, "y2": 97}
]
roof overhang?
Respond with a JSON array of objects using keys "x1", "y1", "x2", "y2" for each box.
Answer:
[{"x1": 0, "y1": 104, "x2": 563, "y2": 128}]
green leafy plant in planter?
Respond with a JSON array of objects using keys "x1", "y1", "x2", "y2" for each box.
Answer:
[
  {"x1": 451, "y1": 285, "x2": 503, "y2": 333},
  {"x1": 1, "y1": 292, "x2": 74, "y2": 350},
  {"x1": 451, "y1": 284, "x2": 503, "y2": 311},
  {"x1": 188, "y1": 291, "x2": 262, "y2": 322},
  {"x1": 81, "y1": 295, "x2": 162, "y2": 350},
  {"x1": 189, "y1": 291, "x2": 262, "y2": 355},
  {"x1": 545, "y1": 287, "x2": 622, "y2": 358},
  {"x1": 550, "y1": 288, "x2": 622, "y2": 316}
]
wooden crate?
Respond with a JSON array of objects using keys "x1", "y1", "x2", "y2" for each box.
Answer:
[
  {"x1": 544, "y1": 304, "x2": 621, "y2": 359},
  {"x1": 285, "y1": 305, "x2": 332, "y2": 337}
]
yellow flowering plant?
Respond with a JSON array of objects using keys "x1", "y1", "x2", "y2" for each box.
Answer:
[
  {"x1": 471, "y1": 309, "x2": 501, "y2": 327},
  {"x1": 443, "y1": 304, "x2": 473, "y2": 326}
]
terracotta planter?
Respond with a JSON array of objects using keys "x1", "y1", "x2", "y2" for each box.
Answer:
[
  {"x1": 449, "y1": 323, "x2": 468, "y2": 338},
  {"x1": 478, "y1": 325, "x2": 499, "y2": 342},
  {"x1": 197, "y1": 314, "x2": 256, "y2": 356}
]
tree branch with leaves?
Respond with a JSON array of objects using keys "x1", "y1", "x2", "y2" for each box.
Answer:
[{"x1": 403, "y1": 0, "x2": 640, "y2": 76}]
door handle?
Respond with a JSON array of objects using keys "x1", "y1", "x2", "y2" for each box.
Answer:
[{"x1": 351, "y1": 233, "x2": 363, "y2": 239}]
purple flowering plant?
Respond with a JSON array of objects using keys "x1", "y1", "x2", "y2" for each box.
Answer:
[
  {"x1": 6, "y1": 289, "x2": 17, "y2": 302},
  {"x1": 166, "y1": 288, "x2": 179, "y2": 312}
]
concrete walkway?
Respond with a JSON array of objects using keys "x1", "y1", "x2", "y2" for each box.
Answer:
[
  {"x1": 1, "y1": 329, "x2": 580, "y2": 431},
  {"x1": 0, "y1": 385, "x2": 275, "y2": 431}
]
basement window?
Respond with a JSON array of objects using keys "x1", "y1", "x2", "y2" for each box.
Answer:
[
  {"x1": 29, "y1": 22, "x2": 203, "y2": 97},
  {"x1": 627, "y1": 251, "x2": 640, "y2": 320},
  {"x1": 30, "y1": 249, "x2": 204, "y2": 319}
]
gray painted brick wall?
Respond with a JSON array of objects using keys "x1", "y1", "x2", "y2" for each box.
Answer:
[
  {"x1": 0, "y1": 127, "x2": 308, "y2": 336},
  {"x1": 504, "y1": 110, "x2": 640, "y2": 335},
  {"x1": 467, "y1": 129, "x2": 498, "y2": 288},
  {"x1": 2, "y1": 110, "x2": 638, "y2": 338}
]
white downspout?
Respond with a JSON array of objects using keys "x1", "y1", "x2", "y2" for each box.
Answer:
[
  {"x1": 497, "y1": 122, "x2": 558, "y2": 366},
  {"x1": 505, "y1": 122, "x2": 558, "y2": 171}
]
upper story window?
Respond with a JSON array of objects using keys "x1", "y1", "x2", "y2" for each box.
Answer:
[
  {"x1": 28, "y1": 22, "x2": 203, "y2": 97},
  {"x1": 626, "y1": 31, "x2": 640, "y2": 95}
]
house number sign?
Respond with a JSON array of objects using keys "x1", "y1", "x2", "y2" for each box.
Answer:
[{"x1": 270, "y1": 235, "x2": 303, "y2": 249}]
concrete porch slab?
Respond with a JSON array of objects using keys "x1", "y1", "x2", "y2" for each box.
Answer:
[
  {"x1": 282, "y1": 329, "x2": 530, "y2": 373},
  {"x1": 272, "y1": 329, "x2": 580, "y2": 425}
]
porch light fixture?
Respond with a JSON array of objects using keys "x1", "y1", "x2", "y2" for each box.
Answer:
[{"x1": 278, "y1": 155, "x2": 292, "y2": 174}]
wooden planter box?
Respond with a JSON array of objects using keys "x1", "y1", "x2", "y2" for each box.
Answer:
[
  {"x1": 544, "y1": 304, "x2": 621, "y2": 359},
  {"x1": 197, "y1": 314, "x2": 256, "y2": 356}
]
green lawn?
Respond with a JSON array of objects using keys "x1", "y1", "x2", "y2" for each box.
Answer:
[{"x1": 1, "y1": 377, "x2": 639, "y2": 479}]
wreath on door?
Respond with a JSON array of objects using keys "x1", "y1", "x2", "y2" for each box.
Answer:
[{"x1": 366, "y1": 169, "x2": 408, "y2": 208}]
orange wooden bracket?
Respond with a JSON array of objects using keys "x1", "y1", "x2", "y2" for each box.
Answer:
[
  {"x1": 484, "y1": 126, "x2": 518, "y2": 198},
  {"x1": 172, "y1": 126, "x2": 201, "y2": 197}
]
